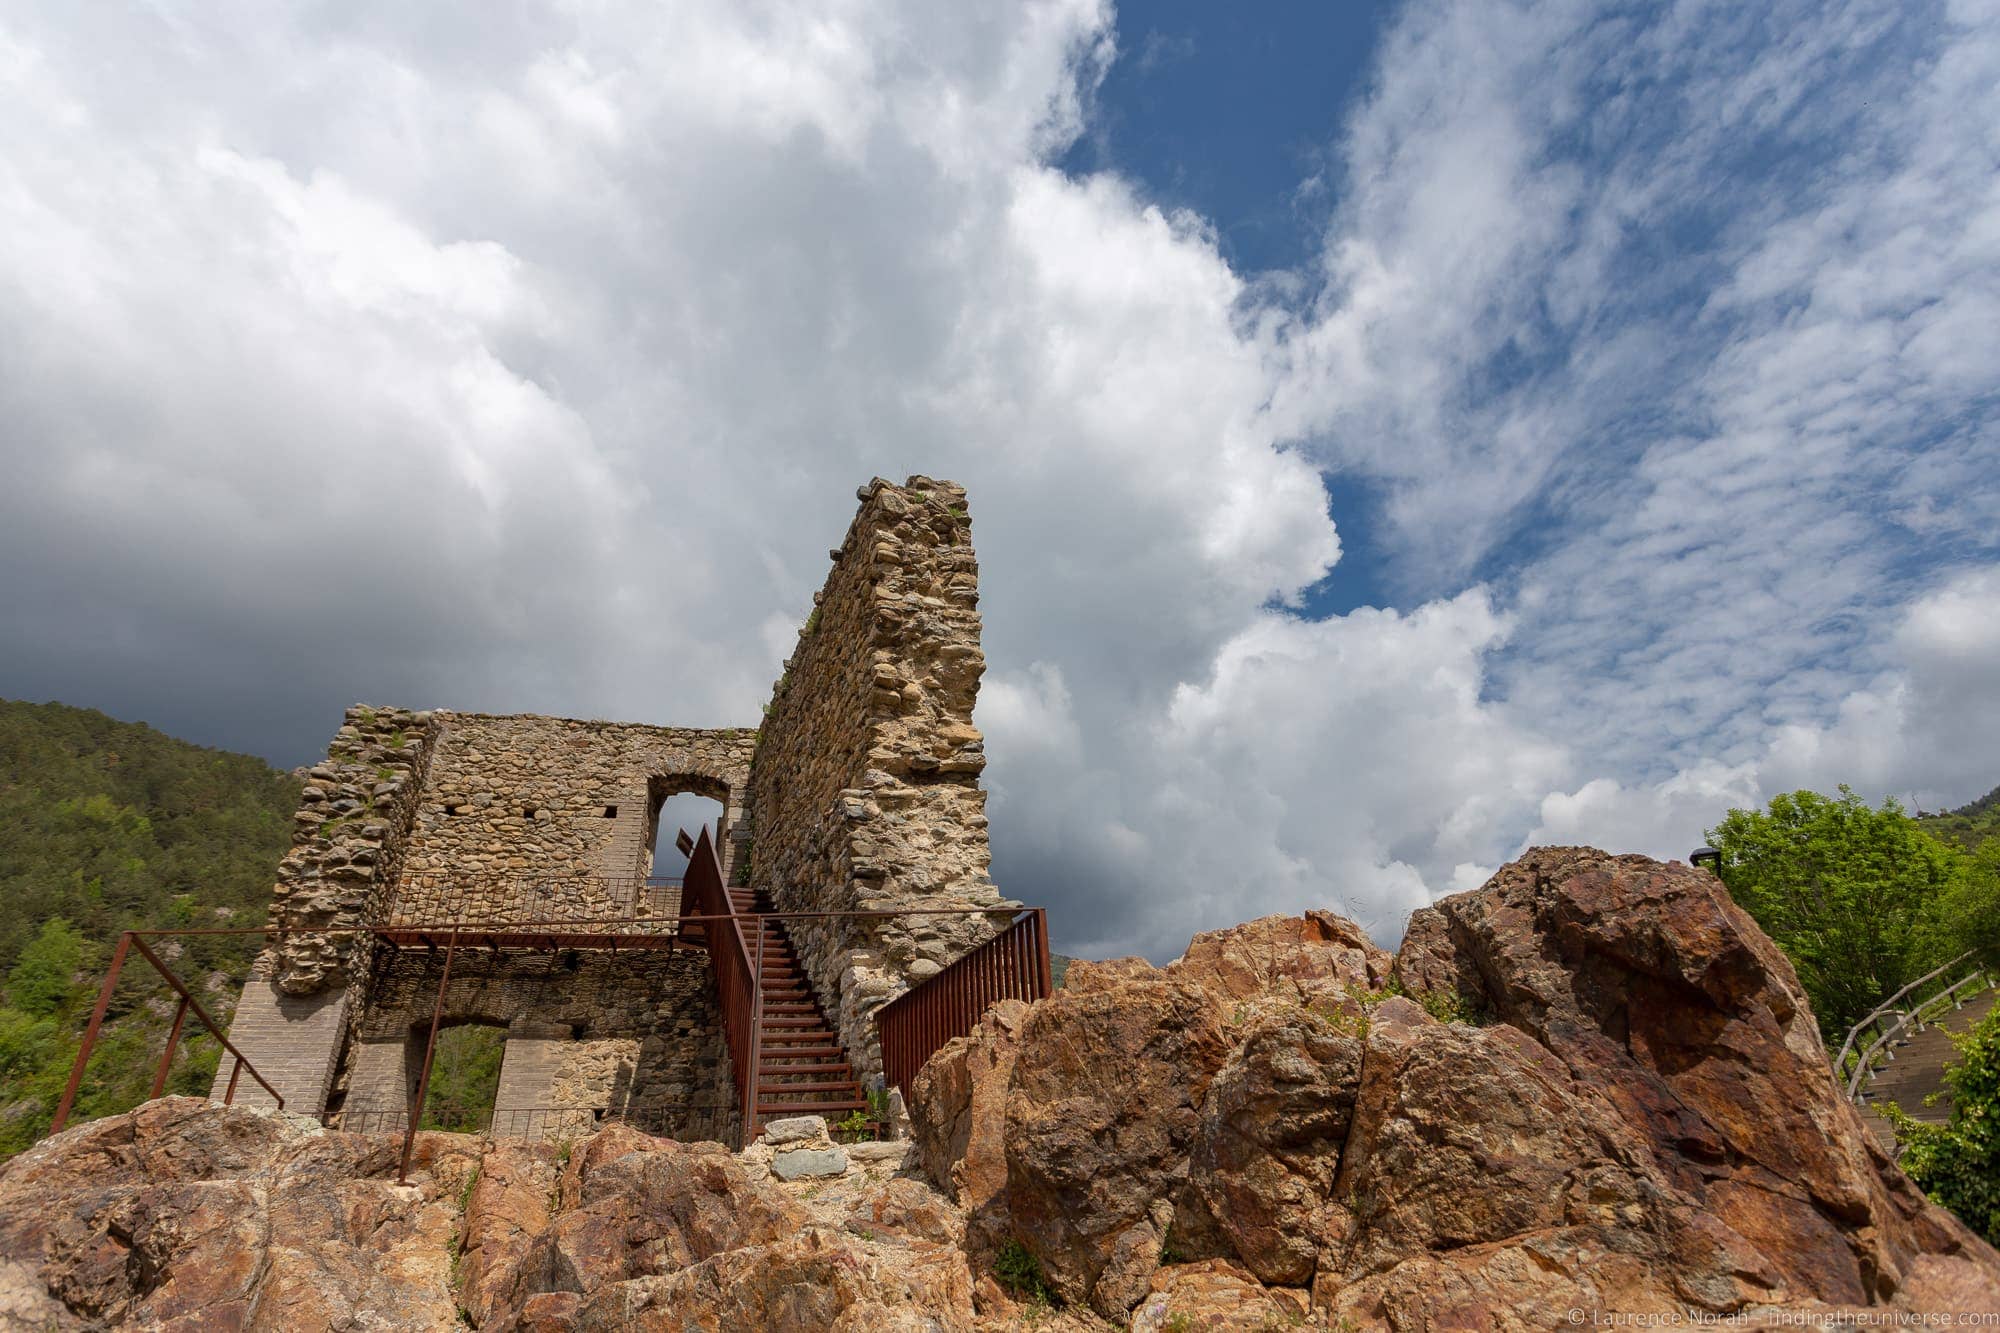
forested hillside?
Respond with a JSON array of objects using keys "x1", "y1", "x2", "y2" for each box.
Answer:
[
  {"x1": 0, "y1": 700, "x2": 298, "y2": 1155},
  {"x1": 1918, "y1": 784, "x2": 2000, "y2": 852}
]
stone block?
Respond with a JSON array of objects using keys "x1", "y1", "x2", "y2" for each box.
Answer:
[
  {"x1": 762, "y1": 1115, "x2": 828, "y2": 1146},
  {"x1": 771, "y1": 1146, "x2": 848, "y2": 1180}
]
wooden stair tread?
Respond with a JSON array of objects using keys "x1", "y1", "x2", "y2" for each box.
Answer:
[{"x1": 756, "y1": 1096, "x2": 868, "y2": 1112}]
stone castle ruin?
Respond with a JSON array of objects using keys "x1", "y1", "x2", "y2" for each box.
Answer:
[{"x1": 216, "y1": 477, "x2": 1027, "y2": 1146}]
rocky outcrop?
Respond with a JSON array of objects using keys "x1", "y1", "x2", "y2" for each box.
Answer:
[
  {"x1": 7, "y1": 849, "x2": 1999, "y2": 1330},
  {"x1": 0, "y1": 1097, "x2": 478, "y2": 1330},
  {"x1": 0, "y1": 1101, "x2": 982, "y2": 1331},
  {"x1": 912, "y1": 850, "x2": 2000, "y2": 1325}
]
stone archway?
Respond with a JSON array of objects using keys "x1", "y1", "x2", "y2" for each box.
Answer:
[{"x1": 646, "y1": 772, "x2": 737, "y2": 885}]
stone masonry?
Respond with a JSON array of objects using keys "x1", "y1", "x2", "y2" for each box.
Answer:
[
  {"x1": 394, "y1": 714, "x2": 757, "y2": 926},
  {"x1": 338, "y1": 950, "x2": 736, "y2": 1145},
  {"x1": 215, "y1": 476, "x2": 1011, "y2": 1141},
  {"x1": 747, "y1": 476, "x2": 1014, "y2": 1080}
]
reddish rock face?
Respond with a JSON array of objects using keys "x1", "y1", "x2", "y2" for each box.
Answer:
[
  {"x1": 1001, "y1": 969, "x2": 1237, "y2": 1313},
  {"x1": 0, "y1": 1098, "x2": 477, "y2": 1330},
  {"x1": 913, "y1": 855, "x2": 2000, "y2": 1325},
  {"x1": 1395, "y1": 847, "x2": 1997, "y2": 1309},
  {"x1": 1178, "y1": 1008, "x2": 1363, "y2": 1286},
  {"x1": 570, "y1": 1230, "x2": 978, "y2": 1331},
  {"x1": 908, "y1": 996, "x2": 1026, "y2": 1219},
  {"x1": 1131, "y1": 1258, "x2": 1309, "y2": 1331}
]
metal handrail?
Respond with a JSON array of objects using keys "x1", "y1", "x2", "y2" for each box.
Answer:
[
  {"x1": 677, "y1": 826, "x2": 764, "y2": 1138},
  {"x1": 1836, "y1": 952, "x2": 1994, "y2": 1100},
  {"x1": 877, "y1": 908, "x2": 1052, "y2": 1095},
  {"x1": 50, "y1": 931, "x2": 287, "y2": 1137}
]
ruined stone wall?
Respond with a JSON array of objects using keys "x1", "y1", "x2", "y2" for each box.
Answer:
[
  {"x1": 335, "y1": 947, "x2": 737, "y2": 1146},
  {"x1": 219, "y1": 707, "x2": 755, "y2": 1118},
  {"x1": 212, "y1": 704, "x2": 438, "y2": 1114},
  {"x1": 394, "y1": 713, "x2": 757, "y2": 925},
  {"x1": 747, "y1": 476, "x2": 1013, "y2": 1081},
  {"x1": 275, "y1": 704, "x2": 438, "y2": 992}
]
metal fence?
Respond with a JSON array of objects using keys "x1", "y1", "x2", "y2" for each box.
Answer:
[
  {"x1": 876, "y1": 908, "x2": 1051, "y2": 1095},
  {"x1": 1835, "y1": 952, "x2": 1996, "y2": 1100}
]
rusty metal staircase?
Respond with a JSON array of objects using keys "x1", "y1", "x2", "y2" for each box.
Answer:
[{"x1": 728, "y1": 883, "x2": 867, "y2": 1126}]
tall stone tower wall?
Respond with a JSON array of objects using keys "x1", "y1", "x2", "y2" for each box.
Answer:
[{"x1": 746, "y1": 475, "x2": 1013, "y2": 1080}]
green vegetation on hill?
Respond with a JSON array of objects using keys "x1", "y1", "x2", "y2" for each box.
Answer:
[
  {"x1": 0, "y1": 700, "x2": 299, "y2": 1155},
  {"x1": 1917, "y1": 784, "x2": 2000, "y2": 853}
]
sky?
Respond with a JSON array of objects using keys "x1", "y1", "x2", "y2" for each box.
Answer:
[{"x1": 1, "y1": 0, "x2": 1996, "y2": 960}]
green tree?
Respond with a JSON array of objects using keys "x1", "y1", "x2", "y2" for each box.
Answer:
[
  {"x1": 1884, "y1": 1005, "x2": 2000, "y2": 1246},
  {"x1": 1921, "y1": 840, "x2": 2000, "y2": 969},
  {"x1": 421, "y1": 1025, "x2": 507, "y2": 1131},
  {"x1": 6, "y1": 918, "x2": 89, "y2": 1018},
  {"x1": 1708, "y1": 788, "x2": 1959, "y2": 1039}
]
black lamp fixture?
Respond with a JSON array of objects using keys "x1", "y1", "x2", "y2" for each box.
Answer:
[{"x1": 1689, "y1": 846, "x2": 1722, "y2": 872}]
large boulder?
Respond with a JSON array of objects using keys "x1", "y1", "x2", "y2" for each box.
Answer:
[
  {"x1": 1319, "y1": 995, "x2": 1777, "y2": 1324},
  {"x1": 908, "y1": 996, "x2": 1027, "y2": 1218},
  {"x1": 1130, "y1": 1259, "x2": 1309, "y2": 1332},
  {"x1": 905, "y1": 859, "x2": 2000, "y2": 1326},
  {"x1": 999, "y1": 968, "x2": 1235, "y2": 1313},
  {"x1": 0, "y1": 1097, "x2": 477, "y2": 1331},
  {"x1": 484, "y1": 1125, "x2": 803, "y2": 1321},
  {"x1": 1176, "y1": 1007, "x2": 1363, "y2": 1286},
  {"x1": 1396, "y1": 847, "x2": 1998, "y2": 1309},
  {"x1": 1168, "y1": 909, "x2": 1390, "y2": 1012},
  {"x1": 458, "y1": 1140, "x2": 561, "y2": 1327},
  {"x1": 569, "y1": 1229, "x2": 977, "y2": 1331},
  {"x1": 939, "y1": 912, "x2": 1385, "y2": 1317}
]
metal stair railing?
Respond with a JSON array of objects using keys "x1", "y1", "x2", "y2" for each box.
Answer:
[
  {"x1": 1835, "y1": 951, "x2": 1995, "y2": 1101},
  {"x1": 876, "y1": 908, "x2": 1052, "y2": 1096},
  {"x1": 679, "y1": 824, "x2": 764, "y2": 1138}
]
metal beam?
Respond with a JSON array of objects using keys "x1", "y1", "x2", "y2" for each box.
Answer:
[
  {"x1": 50, "y1": 933, "x2": 132, "y2": 1136},
  {"x1": 399, "y1": 929, "x2": 460, "y2": 1184}
]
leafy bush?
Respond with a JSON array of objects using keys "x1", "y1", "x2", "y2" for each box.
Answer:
[
  {"x1": 993, "y1": 1239, "x2": 1056, "y2": 1306},
  {"x1": 1884, "y1": 1004, "x2": 2000, "y2": 1246},
  {"x1": 6, "y1": 919, "x2": 90, "y2": 1018}
]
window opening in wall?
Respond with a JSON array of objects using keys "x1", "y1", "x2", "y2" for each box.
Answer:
[
  {"x1": 421, "y1": 1024, "x2": 506, "y2": 1133},
  {"x1": 651, "y1": 791, "x2": 724, "y2": 882},
  {"x1": 602, "y1": 805, "x2": 618, "y2": 818}
]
